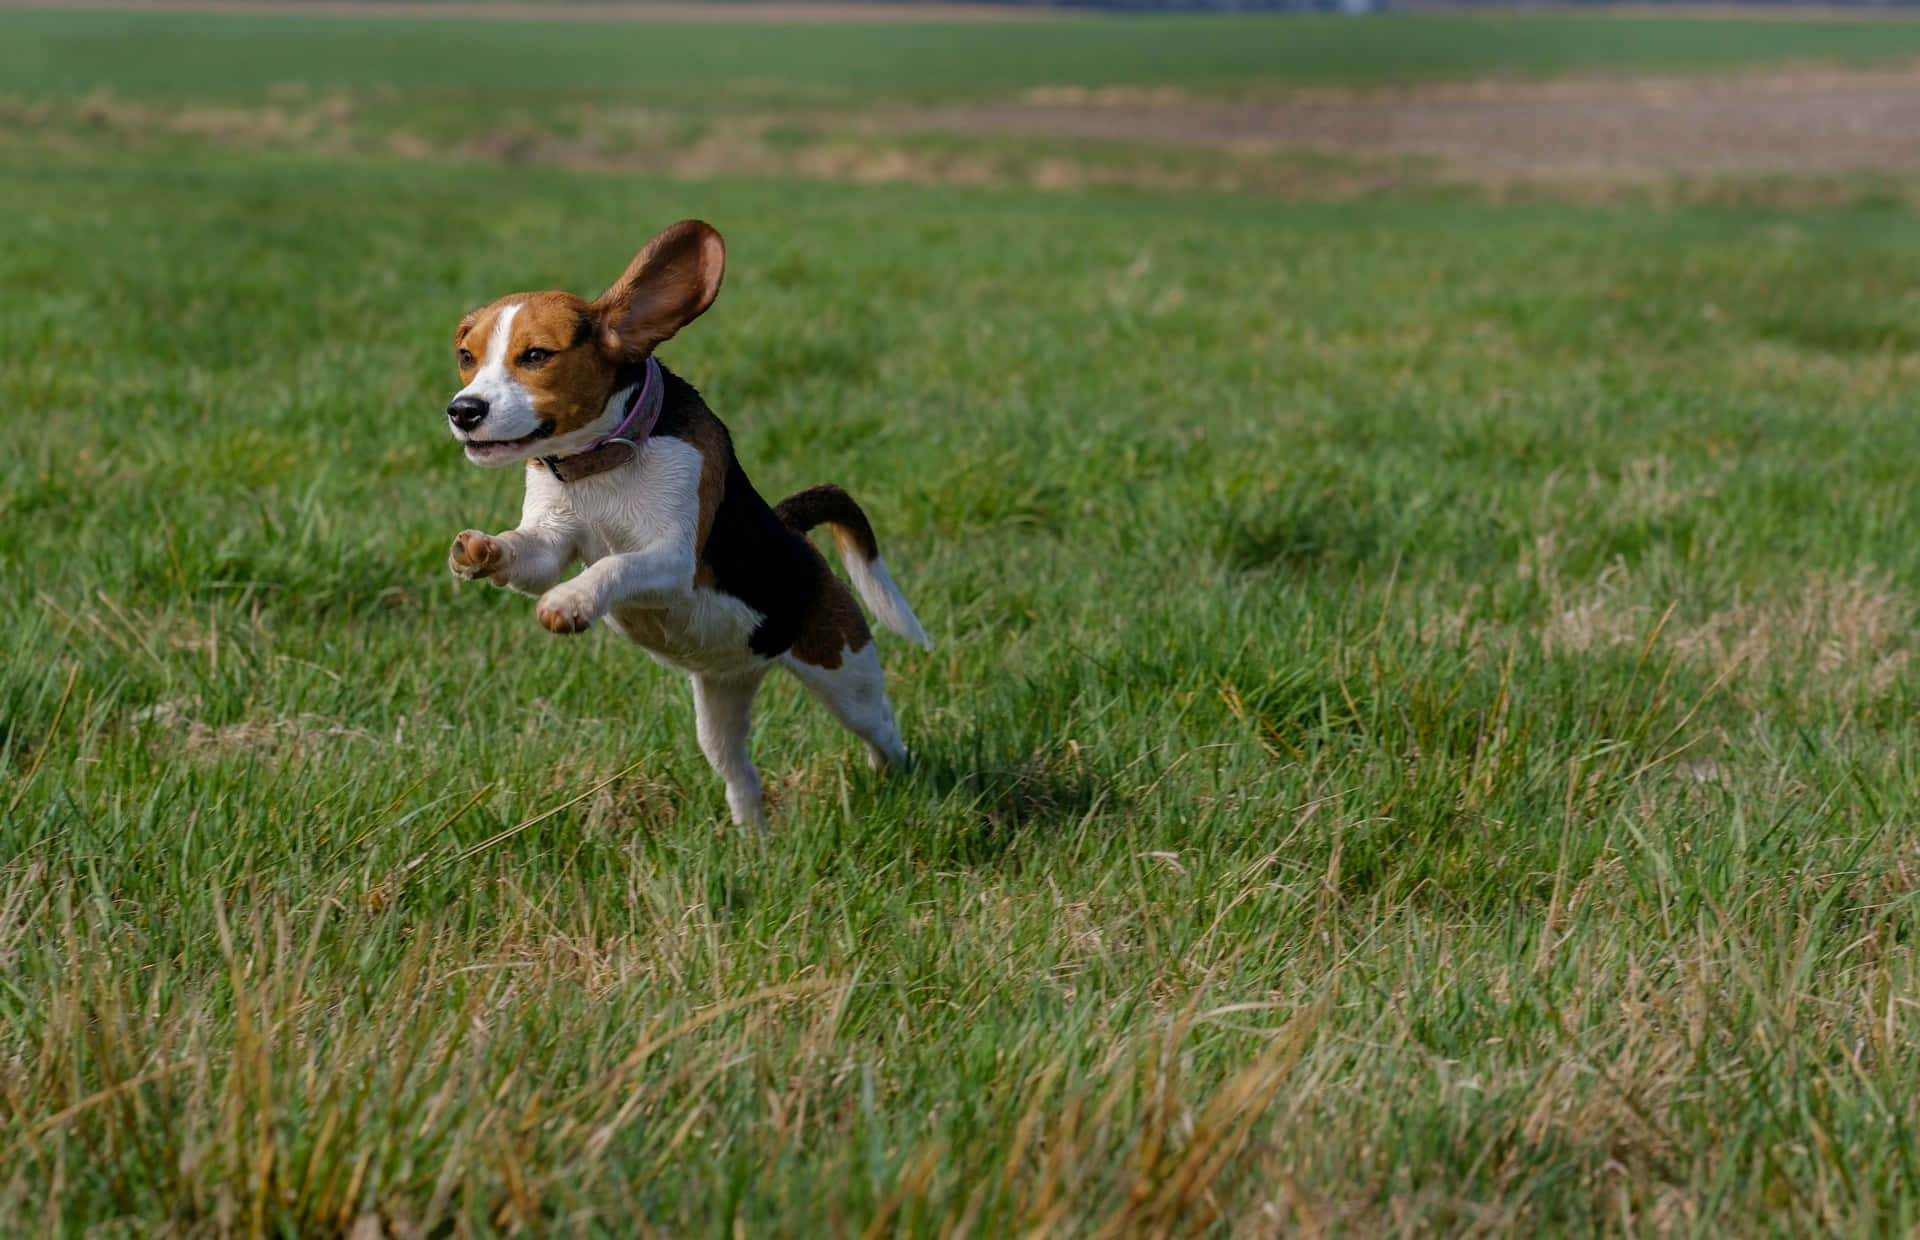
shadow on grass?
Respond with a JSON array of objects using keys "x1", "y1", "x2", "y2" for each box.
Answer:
[
  {"x1": 880, "y1": 728, "x2": 1114, "y2": 870},
  {"x1": 1215, "y1": 489, "x2": 1382, "y2": 576}
]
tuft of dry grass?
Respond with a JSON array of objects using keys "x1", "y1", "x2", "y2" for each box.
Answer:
[{"x1": 1521, "y1": 531, "x2": 1912, "y2": 711}]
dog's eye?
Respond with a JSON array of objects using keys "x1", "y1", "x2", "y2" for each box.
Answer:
[
  {"x1": 457, "y1": 349, "x2": 474, "y2": 369},
  {"x1": 519, "y1": 348, "x2": 553, "y2": 367}
]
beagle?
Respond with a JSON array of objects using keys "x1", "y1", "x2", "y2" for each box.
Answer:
[{"x1": 444, "y1": 220, "x2": 927, "y2": 827}]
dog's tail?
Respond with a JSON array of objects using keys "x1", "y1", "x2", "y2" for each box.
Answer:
[{"x1": 775, "y1": 484, "x2": 930, "y2": 649}]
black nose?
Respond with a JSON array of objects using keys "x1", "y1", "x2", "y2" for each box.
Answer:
[{"x1": 447, "y1": 395, "x2": 489, "y2": 431}]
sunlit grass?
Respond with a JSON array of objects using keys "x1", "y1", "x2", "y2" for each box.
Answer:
[{"x1": 3, "y1": 25, "x2": 1920, "y2": 1230}]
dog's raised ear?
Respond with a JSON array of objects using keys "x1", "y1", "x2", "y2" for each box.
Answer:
[{"x1": 593, "y1": 220, "x2": 725, "y2": 362}]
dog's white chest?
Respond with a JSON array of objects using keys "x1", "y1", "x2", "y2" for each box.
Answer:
[
  {"x1": 529, "y1": 437, "x2": 763, "y2": 672},
  {"x1": 558, "y1": 439, "x2": 696, "y2": 562}
]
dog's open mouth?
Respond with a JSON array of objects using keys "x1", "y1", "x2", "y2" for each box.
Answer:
[{"x1": 463, "y1": 421, "x2": 555, "y2": 460}]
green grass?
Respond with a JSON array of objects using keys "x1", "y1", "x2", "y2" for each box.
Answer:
[
  {"x1": 11, "y1": 7, "x2": 1920, "y2": 106},
  {"x1": 7, "y1": 138, "x2": 1920, "y2": 1234},
  {"x1": 7, "y1": 8, "x2": 1920, "y2": 1234}
]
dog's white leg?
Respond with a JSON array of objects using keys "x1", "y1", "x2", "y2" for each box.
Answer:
[
  {"x1": 452, "y1": 467, "x2": 582, "y2": 596},
  {"x1": 493, "y1": 527, "x2": 576, "y2": 594},
  {"x1": 448, "y1": 524, "x2": 576, "y2": 596},
  {"x1": 691, "y1": 671, "x2": 768, "y2": 828},
  {"x1": 783, "y1": 644, "x2": 908, "y2": 771},
  {"x1": 536, "y1": 543, "x2": 695, "y2": 634}
]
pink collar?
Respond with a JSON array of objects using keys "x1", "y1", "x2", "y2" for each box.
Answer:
[{"x1": 538, "y1": 355, "x2": 664, "y2": 484}]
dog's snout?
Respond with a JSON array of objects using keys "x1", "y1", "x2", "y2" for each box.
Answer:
[{"x1": 447, "y1": 395, "x2": 489, "y2": 431}]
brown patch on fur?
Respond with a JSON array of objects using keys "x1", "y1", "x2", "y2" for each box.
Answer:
[
  {"x1": 787, "y1": 570, "x2": 871, "y2": 671},
  {"x1": 455, "y1": 302, "x2": 504, "y2": 375},
  {"x1": 773, "y1": 484, "x2": 881, "y2": 561},
  {"x1": 510, "y1": 291, "x2": 613, "y2": 437},
  {"x1": 679, "y1": 410, "x2": 732, "y2": 587}
]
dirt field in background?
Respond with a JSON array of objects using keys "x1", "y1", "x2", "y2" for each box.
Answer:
[{"x1": 908, "y1": 64, "x2": 1920, "y2": 177}]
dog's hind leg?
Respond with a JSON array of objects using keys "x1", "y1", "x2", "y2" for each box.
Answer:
[
  {"x1": 690, "y1": 670, "x2": 769, "y2": 827},
  {"x1": 783, "y1": 644, "x2": 908, "y2": 771}
]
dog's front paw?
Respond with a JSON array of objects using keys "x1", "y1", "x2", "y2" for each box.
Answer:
[
  {"x1": 536, "y1": 585, "x2": 598, "y2": 635},
  {"x1": 449, "y1": 530, "x2": 511, "y2": 583}
]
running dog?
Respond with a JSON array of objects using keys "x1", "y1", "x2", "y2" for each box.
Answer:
[{"x1": 443, "y1": 220, "x2": 927, "y2": 827}]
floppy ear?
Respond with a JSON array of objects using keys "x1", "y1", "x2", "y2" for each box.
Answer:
[{"x1": 593, "y1": 220, "x2": 725, "y2": 362}]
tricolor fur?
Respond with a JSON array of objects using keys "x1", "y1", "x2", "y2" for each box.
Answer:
[{"x1": 444, "y1": 220, "x2": 928, "y2": 827}]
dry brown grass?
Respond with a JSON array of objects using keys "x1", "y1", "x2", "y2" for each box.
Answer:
[
  {"x1": 7, "y1": 786, "x2": 1916, "y2": 1231},
  {"x1": 909, "y1": 61, "x2": 1920, "y2": 178},
  {"x1": 19, "y1": 78, "x2": 1920, "y2": 208},
  {"x1": 1518, "y1": 530, "x2": 1913, "y2": 710}
]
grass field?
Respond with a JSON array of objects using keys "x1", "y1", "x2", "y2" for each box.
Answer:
[
  {"x1": 16, "y1": 6, "x2": 1920, "y2": 103},
  {"x1": 6, "y1": 6, "x2": 1920, "y2": 1235}
]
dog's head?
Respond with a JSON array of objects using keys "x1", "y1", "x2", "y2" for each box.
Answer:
[{"x1": 445, "y1": 219, "x2": 725, "y2": 467}]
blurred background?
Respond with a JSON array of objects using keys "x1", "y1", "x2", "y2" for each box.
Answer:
[{"x1": 10, "y1": 0, "x2": 1920, "y2": 208}]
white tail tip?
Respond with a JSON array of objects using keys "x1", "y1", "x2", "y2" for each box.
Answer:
[{"x1": 845, "y1": 554, "x2": 929, "y2": 649}]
